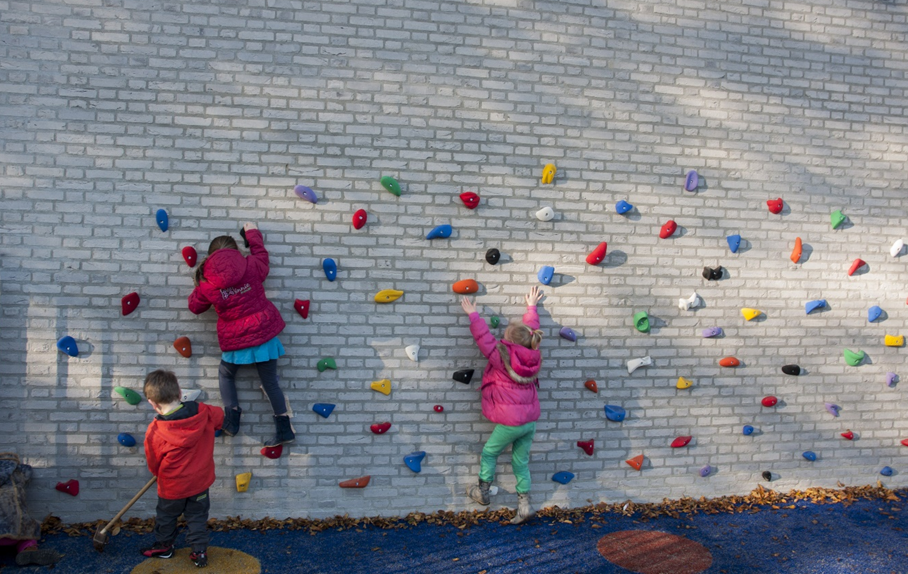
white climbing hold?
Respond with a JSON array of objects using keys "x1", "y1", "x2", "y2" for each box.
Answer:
[
  {"x1": 678, "y1": 292, "x2": 701, "y2": 311},
  {"x1": 405, "y1": 344, "x2": 420, "y2": 362},
  {"x1": 891, "y1": 239, "x2": 905, "y2": 257},
  {"x1": 535, "y1": 207, "x2": 554, "y2": 222},
  {"x1": 627, "y1": 355, "x2": 653, "y2": 374},
  {"x1": 181, "y1": 389, "x2": 201, "y2": 402}
]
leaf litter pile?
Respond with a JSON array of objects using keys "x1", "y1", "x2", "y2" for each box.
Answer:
[{"x1": 43, "y1": 482, "x2": 905, "y2": 538}]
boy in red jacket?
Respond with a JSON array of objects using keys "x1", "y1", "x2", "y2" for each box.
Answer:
[{"x1": 140, "y1": 370, "x2": 224, "y2": 568}]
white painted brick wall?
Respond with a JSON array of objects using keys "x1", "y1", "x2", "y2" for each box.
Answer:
[{"x1": 2, "y1": 0, "x2": 908, "y2": 521}]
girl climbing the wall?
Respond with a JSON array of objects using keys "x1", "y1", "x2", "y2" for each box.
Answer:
[
  {"x1": 461, "y1": 285, "x2": 544, "y2": 524},
  {"x1": 189, "y1": 222, "x2": 294, "y2": 449}
]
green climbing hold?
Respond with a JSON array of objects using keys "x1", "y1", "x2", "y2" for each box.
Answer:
[
  {"x1": 633, "y1": 311, "x2": 650, "y2": 333},
  {"x1": 380, "y1": 176, "x2": 401, "y2": 197},
  {"x1": 113, "y1": 386, "x2": 142, "y2": 406},
  {"x1": 490, "y1": 316, "x2": 500, "y2": 328},
  {"x1": 843, "y1": 348, "x2": 865, "y2": 366},
  {"x1": 831, "y1": 210, "x2": 846, "y2": 229},
  {"x1": 317, "y1": 357, "x2": 337, "y2": 372}
]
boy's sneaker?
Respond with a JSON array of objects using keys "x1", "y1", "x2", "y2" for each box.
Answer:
[
  {"x1": 140, "y1": 541, "x2": 174, "y2": 559},
  {"x1": 190, "y1": 549, "x2": 208, "y2": 568}
]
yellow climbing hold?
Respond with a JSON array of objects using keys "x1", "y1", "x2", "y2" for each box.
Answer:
[
  {"x1": 374, "y1": 289, "x2": 404, "y2": 303},
  {"x1": 541, "y1": 163, "x2": 556, "y2": 184},
  {"x1": 885, "y1": 335, "x2": 904, "y2": 347},
  {"x1": 676, "y1": 377, "x2": 693, "y2": 390},
  {"x1": 370, "y1": 379, "x2": 391, "y2": 395},
  {"x1": 741, "y1": 308, "x2": 763, "y2": 321},
  {"x1": 235, "y1": 472, "x2": 251, "y2": 493}
]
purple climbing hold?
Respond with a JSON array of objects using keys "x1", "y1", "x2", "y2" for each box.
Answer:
[
  {"x1": 685, "y1": 170, "x2": 699, "y2": 191},
  {"x1": 118, "y1": 433, "x2": 136, "y2": 448},
  {"x1": 426, "y1": 224, "x2": 453, "y2": 240},
  {"x1": 56, "y1": 336, "x2": 78, "y2": 357},
  {"x1": 702, "y1": 327, "x2": 722, "y2": 338},
  {"x1": 559, "y1": 327, "x2": 577, "y2": 342},
  {"x1": 825, "y1": 402, "x2": 840, "y2": 417},
  {"x1": 538, "y1": 265, "x2": 555, "y2": 285},
  {"x1": 404, "y1": 451, "x2": 426, "y2": 473},
  {"x1": 552, "y1": 471, "x2": 575, "y2": 485},
  {"x1": 294, "y1": 185, "x2": 318, "y2": 204},
  {"x1": 323, "y1": 258, "x2": 337, "y2": 281},
  {"x1": 887, "y1": 372, "x2": 898, "y2": 387},
  {"x1": 699, "y1": 465, "x2": 712, "y2": 477},
  {"x1": 155, "y1": 209, "x2": 168, "y2": 232},
  {"x1": 313, "y1": 403, "x2": 335, "y2": 418},
  {"x1": 743, "y1": 425, "x2": 754, "y2": 436}
]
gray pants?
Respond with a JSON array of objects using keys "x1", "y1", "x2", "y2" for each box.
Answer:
[{"x1": 153, "y1": 489, "x2": 210, "y2": 552}]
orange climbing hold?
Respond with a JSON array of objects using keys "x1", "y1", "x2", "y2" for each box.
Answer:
[
  {"x1": 173, "y1": 336, "x2": 192, "y2": 358},
  {"x1": 453, "y1": 279, "x2": 479, "y2": 294},
  {"x1": 584, "y1": 379, "x2": 598, "y2": 393},
  {"x1": 790, "y1": 237, "x2": 802, "y2": 263},
  {"x1": 719, "y1": 357, "x2": 740, "y2": 367},
  {"x1": 626, "y1": 454, "x2": 644, "y2": 471},
  {"x1": 339, "y1": 475, "x2": 371, "y2": 488}
]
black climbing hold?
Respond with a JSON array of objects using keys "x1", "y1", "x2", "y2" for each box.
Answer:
[
  {"x1": 782, "y1": 365, "x2": 801, "y2": 376},
  {"x1": 453, "y1": 369, "x2": 474, "y2": 384},
  {"x1": 485, "y1": 248, "x2": 500, "y2": 265},
  {"x1": 240, "y1": 227, "x2": 249, "y2": 248},
  {"x1": 702, "y1": 266, "x2": 724, "y2": 281},
  {"x1": 762, "y1": 471, "x2": 772, "y2": 481}
]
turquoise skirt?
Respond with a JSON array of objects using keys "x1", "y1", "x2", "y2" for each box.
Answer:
[{"x1": 221, "y1": 336, "x2": 285, "y2": 365}]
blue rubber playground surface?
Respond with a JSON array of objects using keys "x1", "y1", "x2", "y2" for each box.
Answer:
[{"x1": 4, "y1": 493, "x2": 908, "y2": 573}]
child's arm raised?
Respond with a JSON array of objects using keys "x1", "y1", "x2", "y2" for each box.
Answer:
[
  {"x1": 522, "y1": 285, "x2": 543, "y2": 329},
  {"x1": 462, "y1": 297, "x2": 498, "y2": 358},
  {"x1": 242, "y1": 222, "x2": 270, "y2": 282}
]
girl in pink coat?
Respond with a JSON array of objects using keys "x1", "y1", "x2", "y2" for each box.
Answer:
[
  {"x1": 188, "y1": 222, "x2": 293, "y2": 449},
  {"x1": 461, "y1": 285, "x2": 544, "y2": 524}
]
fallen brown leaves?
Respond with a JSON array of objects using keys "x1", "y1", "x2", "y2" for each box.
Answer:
[{"x1": 44, "y1": 483, "x2": 904, "y2": 537}]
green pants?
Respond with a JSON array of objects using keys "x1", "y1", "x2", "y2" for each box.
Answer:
[{"x1": 479, "y1": 422, "x2": 536, "y2": 494}]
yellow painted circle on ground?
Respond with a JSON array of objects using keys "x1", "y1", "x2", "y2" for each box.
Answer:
[{"x1": 131, "y1": 546, "x2": 260, "y2": 574}]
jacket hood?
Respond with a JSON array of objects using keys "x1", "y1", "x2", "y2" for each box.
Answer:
[
  {"x1": 153, "y1": 407, "x2": 214, "y2": 449},
  {"x1": 203, "y1": 249, "x2": 247, "y2": 288},
  {"x1": 497, "y1": 341, "x2": 541, "y2": 384}
]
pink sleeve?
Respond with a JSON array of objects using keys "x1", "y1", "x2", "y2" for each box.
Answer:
[
  {"x1": 244, "y1": 228, "x2": 270, "y2": 283},
  {"x1": 469, "y1": 312, "x2": 499, "y2": 358},
  {"x1": 188, "y1": 285, "x2": 211, "y2": 315},
  {"x1": 522, "y1": 306, "x2": 539, "y2": 330}
]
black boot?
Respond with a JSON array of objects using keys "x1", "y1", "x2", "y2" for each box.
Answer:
[
  {"x1": 264, "y1": 415, "x2": 295, "y2": 447},
  {"x1": 222, "y1": 407, "x2": 241, "y2": 436}
]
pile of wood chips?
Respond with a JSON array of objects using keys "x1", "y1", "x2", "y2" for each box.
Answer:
[{"x1": 43, "y1": 482, "x2": 903, "y2": 537}]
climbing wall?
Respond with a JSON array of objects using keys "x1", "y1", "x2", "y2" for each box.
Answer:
[{"x1": 2, "y1": 0, "x2": 908, "y2": 522}]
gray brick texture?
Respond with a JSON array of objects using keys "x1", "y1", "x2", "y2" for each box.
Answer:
[{"x1": 2, "y1": 0, "x2": 908, "y2": 521}]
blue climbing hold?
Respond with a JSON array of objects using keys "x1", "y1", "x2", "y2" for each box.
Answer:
[
  {"x1": 294, "y1": 185, "x2": 318, "y2": 204},
  {"x1": 552, "y1": 471, "x2": 575, "y2": 485},
  {"x1": 743, "y1": 425, "x2": 754, "y2": 436},
  {"x1": 881, "y1": 466, "x2": 894, "y2": 477},
  {"x1": 312, "y1": 403, "x2": 335, "y2": 418},
  {"x1": 616, "y1": 200, "x2": 633, "y2": 215},
  {"x1": 323, "y1": 258, "x2": 337, "y2": 281},
  {"x1": 802, "y1": 451, "x2": 817, "y2": 462},
  {"x1": 118, "y1": 433, "x2": 136, "y2": 448},
  {"x1": 214, "y1": 429, "x2": 222, "y2": 437},
  {"x1": 727, "y1": 234, "x2": 741, "y2": 253},
  {"x1": 404, "y1": 451, "x2": 426, "y2": 473},
  {"x1": 604, "y1": 405, "x2": 626, "y2": 422},
  {"x1": 155, "y1": 209, "x2": 168, "y2": 232},
  {"x1": 559, "y1": 327, "x2": 577, "y2": 342},
  {"x1": 868, "y1": 305, "x2": 883, "y2": 322},
  {"x1": 538, "y1": 266, "x2": 555, "y2": 285},
  {"x1": 426, "y1": 224, "x2": 453, "y2": 240},
  {"x1": 685, "y1": 170, "x2": 699, "y2": 191},
  {"x1": 805, "y1": 299, "x2": 827, "y2": 314},
  {"x1": 56, "y1": 336, "x2": 78, "y2": 357},
  {"x1": 699, "y1": 465, "x2": 712, "y2": 477}
]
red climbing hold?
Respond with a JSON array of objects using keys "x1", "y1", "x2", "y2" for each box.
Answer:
[
  {"x1": 584, "y1": 380, "x2": 598, "y2": 393},
  {"x1": 848, "y1": 258, "x2": 866, "y2": 276},
  {"x1": 659, "y1": 220, "x2": 678, "y2": 239},
  {"x1": 586, "y1": 242, "x2": 607, "y2": 265},
  {"x1": 452, "y1": 279, "x2": 479, "y2": 294},
  {"x1": 767, "y1": 198, "x2": 783, "y2": 214},
  {"x1": 433, "y1": 405, "x2": 444, "y2": 413},
  {"x1": 671, "y1": 436, "x2": 692, "y2": 448},
  {"x1": 294, "y1": 299, "x2": 310, "y2": 319},
  {"x1": 577, "y1": 440, "x2": 594, "y2": 456},
  {"x1": 370, "y1": 422, "x2": 391, "y2": 435},
  {"x1": 901, "y1": 438, "x2": 908, "y2": 447},
  {"x1": 182, "y1": 246, "x2": 197, "y2": 267},
  {"x1": 173, "y1": 336, "x2": 192, "y2": 358},
  {"x1": 260, "y1": 444, "x2": 283, "y2": 459},
  {"x1": 626, "y1": 454, "x2": 644, "y2": 471},
  {"x1": 761, "y1": 396, "x2": 778, "y2": 407},
  {"x1": 719, "y1": 357, "x2": 740, "y2": 367},
  {"x1": 121, "y1": 292, "x2": 140, "y2": 316},
  {"x1": 56, "y1": 480, "x2": 79, "y2": 496},
  {"x1": 841, "y1": 430, "x2": 854, "y2": 440},
  {"x1": 352, "y1": 209, "x2": 367, "y2": 230},
  {"x1": 459, "y1": 192, "x2": 480, "y2": 209},
  {"x1": 339, "y1": 476, "x2": 371, "y2": 488}
]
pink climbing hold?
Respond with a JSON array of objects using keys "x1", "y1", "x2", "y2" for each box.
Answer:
[
  {"x1": 182, "y1": 246, "x2": 197, "y2": 267},
  {"x1": 767, "y1": 198, "x2": 783, "y2": 214},
  {"x1": 294, "y1": 299, "x2": 310, "y2": 319},
  {"x1": 586, "y1": 242, "x2": 607, "y2": 265},
  {"x1": 370, "y1": 422, "x2": 391, "y2": 435},
  {"x1": 459, "y1": 192, "x2": 480, "y2": 209},
  {"x1": 848, "y1": 258, "x2": 866, "y2": 276},
  {"x1": 659, "y1": 220, "x2": 678, "y2": 239},
  {"x1": 577, "y1": 440, "x2": 594, "y2": 456},
  {"x1": 352, "y1": 209, "x2": 367, "y2": 230},
  {"x1": 56, "y1": 480, "x2": 79, "y2": 496},
  {"x1": 841, "y1": 430, "x2": 855, "y2": 441},
  {"x1": 671, "y1": 436, "x2": 692, "y2": 448},
  {"x1": 121, "y1": 292, "x2": 140, "y2": 316},
  {"x1": 261, "y1": 444, "x2": 283, "y2": 459},
  {"x1": 761, "y1": 396, "x2": 778, "y2": 407}
]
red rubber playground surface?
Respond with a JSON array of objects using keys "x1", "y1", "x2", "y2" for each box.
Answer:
[{"x1": 5, "y1": 493, "x2": 908, "y2": 573}]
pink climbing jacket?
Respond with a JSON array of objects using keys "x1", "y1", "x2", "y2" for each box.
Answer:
[
  {"x1": 468, "y1": 307, "x2": 542, "y2": 427},
  {"x1": 188, "y1": 228, "x2": 286, "y2": 352}
]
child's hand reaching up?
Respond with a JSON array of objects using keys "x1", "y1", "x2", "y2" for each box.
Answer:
[
  {"x1": 461, "y1": 297, "x2": 477, "y2": 315},
  {"x1": 526, "y1": 285, "x2": 543, "y2": 306},
  {"x1": 243, "y1": 222, "x2": 258, "y2": 233}
]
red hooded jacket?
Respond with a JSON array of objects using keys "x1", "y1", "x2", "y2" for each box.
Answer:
[
  {"x1": 188, "y1": 228, "x2": 286, "y2": 352},
  {"x1": 144, "y1": 401, "x2": 224, "y2": 500}
]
